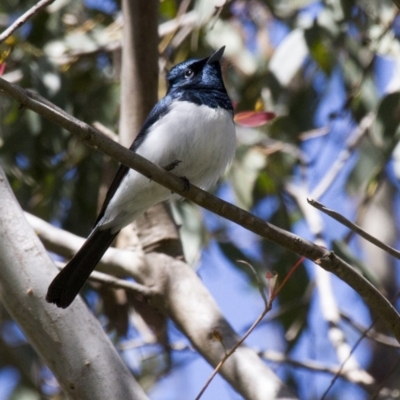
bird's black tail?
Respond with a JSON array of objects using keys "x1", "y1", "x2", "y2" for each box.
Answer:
[{"x1": 46, "y1": 227, "x2": 119, "y2": 308}]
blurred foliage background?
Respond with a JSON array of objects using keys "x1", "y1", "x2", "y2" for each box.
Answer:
[{"x1": 1, "y1": 0, "x2": 400, "y2": 399}]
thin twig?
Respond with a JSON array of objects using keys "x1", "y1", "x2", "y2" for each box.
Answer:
[
  {"x1": 195, "y1": 256, "x2": 304, "y2": 399},
  {"x1": 258, "y1": 350, "x2": 374, "y2": 386},
  {"x1": 195, "y1": 261, "x2": 272, "y2": 399},
  {"x1": 308, "y1": 198, "x2": 400, "y2": 260},
  {"x1": 0, "y1": 0, "x2": 54, "y2": 44},
  {"x1": 237, "y1": 260, "x2": 268, "y2": 306},
  {"x1": 341, "y1": 312, "x2": 400, "y2": 348},
  {"x1": 272, "y1": 257, "x2": 304, "y2": 300},
  {"x1": 321, "y1": 320, "x2": 375, "y2": 399},
  {"x1": 195, "y1": 305, "x2": 273, "y2": 400}
]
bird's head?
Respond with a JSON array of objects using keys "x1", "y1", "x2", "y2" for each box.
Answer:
[{"x1": 167, "y1": 46, "x2": 227, "y2": 92}]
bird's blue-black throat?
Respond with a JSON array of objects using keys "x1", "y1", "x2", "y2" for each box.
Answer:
[{"x1": 172, "y1": 88, "x2": 233, "y2": 111}]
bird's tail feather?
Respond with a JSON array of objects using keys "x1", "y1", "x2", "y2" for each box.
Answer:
[{"x1": 46, "y1": 227, "x2": 119, "y2": 308}]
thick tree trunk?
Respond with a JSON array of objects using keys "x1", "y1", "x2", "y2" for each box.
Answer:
[{"x1": 0, "y1": 167, "x2": 149, "y2": 400}]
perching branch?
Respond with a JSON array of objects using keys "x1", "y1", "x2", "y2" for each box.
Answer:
[{"x1": 1, "y1": 76, "x2": 400, "y2": 344}]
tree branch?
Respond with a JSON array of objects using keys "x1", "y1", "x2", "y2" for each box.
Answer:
[
  {"x1": 25, "y1": 212, "x2": 146, "y2": 278},
  {"x1": 1, "y1": 76, "x2": 400, "y2": 345},
  {"x1": 259, "y1": 350, "x2": 374, "y2": 387},
  {"x1": 25, "y1": 203, "x2": 296, "y2": 399},
  {"x1": 308, "y1": 198, "x2": 400, "y2": 260},
  {"x1": 341, "y1": 311, "x2": 400, "y2": 348},
  {"x1": 0, "y1": 0, "x2": 55, "y2": 44},
  {"x1": 142, "y1": 252, "x2": 297, "y2": 399}
]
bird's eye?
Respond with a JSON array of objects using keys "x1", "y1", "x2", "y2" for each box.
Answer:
[{"x1": 184, "y1": 69, "x2": 194, "y2": 79}]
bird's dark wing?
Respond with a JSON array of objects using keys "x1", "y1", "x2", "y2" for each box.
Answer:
[{"x1": 94, "y1": 95, "x2": 173, "y2": 226}]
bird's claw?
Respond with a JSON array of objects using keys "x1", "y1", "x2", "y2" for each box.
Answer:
[
  {"x1": 180, "y1": 176, "x2": 190, "y2": 192},
  {"x1": 164, "y1": 160, "x2": 182, "y2": 171}
]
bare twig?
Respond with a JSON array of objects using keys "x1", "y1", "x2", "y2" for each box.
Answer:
[
  {"x1": 195, "y1": 260, "x2": 272, "y2": 399},
  {"x1": 196, "y1": 258, "x2": 302, "y2": 399},
  {"x1": 341, "y1": 312, "x2": 400, "y2": 348},
  {"x1": 321, "y1": 321, "x2": 375, "y2": 399},
  {"x1": 0, "y1": 0, "x2": 54, "y2": 44},
  {"x1": 119, "y1": 337, "x2": 375, "y2": 387},
  {"x1": 308, "y1": 198, "x2": 400, "y2": 260},
  {"x1": 238, "y1": 260, "x2": 268, "y2": 306},
  {"x1": 272, "y1": 257, "x2": 304, "y2": 299},
  {"x1": 1, "y1": 77, "x2": 400, "y2": 344},
  {"x1": 196, "y1": 302, "x2": 273, "y2": 399},
  {"x1": 259, "y1": 350, "x2": 374, "y2": 386}
]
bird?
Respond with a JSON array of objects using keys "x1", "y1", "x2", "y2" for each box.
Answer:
[{"x1": 46, "y1": 46, "x2": 236, "y2": 308}]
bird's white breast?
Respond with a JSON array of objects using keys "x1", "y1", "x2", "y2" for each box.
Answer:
[{"x1": 100, "y1": 101, "x2": 236, "y2": 232}]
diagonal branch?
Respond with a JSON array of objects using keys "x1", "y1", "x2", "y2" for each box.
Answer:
[
  {"x1": 25, "y1": 195, "x2": 295, "y2": 399},
  {"x1": 0, "y1": 0, "x2": 55, "y2": 44},
  {"x1": 24, "y1": 212, "x2": 145, "y2": 278},
  {"x1": 259, "y1": 350, "x2": 374, "y2": 387},
  {"x1": 308, "y1": 198, "x2": 400, "y2": 260},
  {"x1": 1, "y1": 76, "x2": 400, "y2": 344}
]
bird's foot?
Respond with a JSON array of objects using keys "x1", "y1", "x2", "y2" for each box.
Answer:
[
  {"x1": 180, "y1": 176, "x2": 190, "y2": 192},
  {"x1": 164, "y1": 160, "x2": 182, "y2": 171}
]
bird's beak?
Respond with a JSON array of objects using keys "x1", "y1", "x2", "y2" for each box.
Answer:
[{"x1": 207, "y1": 46, "x2": 225, "y2": 65}]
